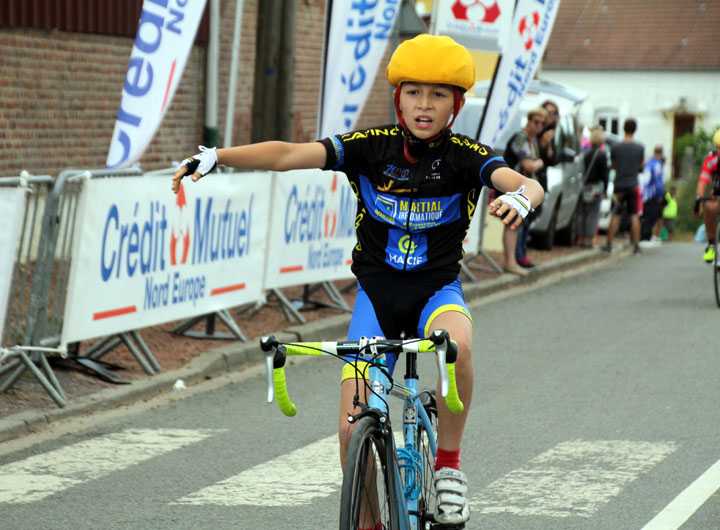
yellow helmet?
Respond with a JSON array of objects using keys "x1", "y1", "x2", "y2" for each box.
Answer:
[
  {"x1": 714, "y1": 128, "x2": 720, "y2": 147},
  {"x1": 386, "y1": 34, "x2": 475, "y2": 91}
]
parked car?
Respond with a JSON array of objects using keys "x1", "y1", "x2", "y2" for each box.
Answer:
[{"x1": 453, "y1": 78, "x2": 588, "y2": 250}]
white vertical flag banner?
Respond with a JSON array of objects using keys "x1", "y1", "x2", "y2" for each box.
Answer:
[
  {"x1": 106, "y1": 0, "x2": 208, "y2": 169},
  {"x1": 0, "y1": 188, "x2": 27, "y2": 344},
  {"x1": 432, "y1": 0, "x2": 514, "y2": 52},
  {"x1": 318, "y1": 0, "x2": 401, "y2": 139},
  {"x1": 478, "y1": 0, "x2": 560, "y2": 146}
]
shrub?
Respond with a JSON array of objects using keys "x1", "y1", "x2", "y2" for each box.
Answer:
[{"x1": 671, "y1": 126, "x2": 719, "y2": 235}]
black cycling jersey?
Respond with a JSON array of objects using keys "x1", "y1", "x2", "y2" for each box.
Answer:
[{"x1": 320, "y1": 124, "x2": 507, "y2": 278}]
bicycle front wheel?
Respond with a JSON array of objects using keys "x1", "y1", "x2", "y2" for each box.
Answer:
[
  {"x1": 714, "y1": 222, "x2": 720, "y2": 308},
  {"x1": 340, "y1": 416, "x2": 400, "y2": 530},
  {"x1": 416, "y1": 390, "x2": 438, "y2": 526}
]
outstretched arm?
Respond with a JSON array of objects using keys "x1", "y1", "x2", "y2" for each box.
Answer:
[
  {"x1": 488, "y1": 167, "x2": 545, "y2": 229},
  {"x1": 172, "y1": 141, "x2": 327, "y2": 194}
]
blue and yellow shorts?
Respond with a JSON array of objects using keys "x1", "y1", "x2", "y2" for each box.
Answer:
[{"x1": 342, "y1": 270, "x2": 471, "y2": 382}]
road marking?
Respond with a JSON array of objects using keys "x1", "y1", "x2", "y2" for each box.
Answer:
[
  {"x1": 173, "y1": 434, "x2": 343, "y2": 507},
  {"x1": 641, "y1": 457, "x2": 720, "y2": 529},
  {"x1": 173, "y1": 431, "x2": 404, "y2": 507},
  {"x1": 0, "y1": 428, "x2": 222, "y2": 504},
  {"x1": 471, "y1": 440, "x2": 678, "y2": 518}
]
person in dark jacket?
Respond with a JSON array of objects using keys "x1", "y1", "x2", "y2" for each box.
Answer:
[{"x1": 577, "y1": 126, "x2": 609, "y2": 247}]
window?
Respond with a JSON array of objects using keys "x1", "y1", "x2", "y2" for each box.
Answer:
[{"x1": 595, "y1": 108, "x2": 620, "y2": 136}]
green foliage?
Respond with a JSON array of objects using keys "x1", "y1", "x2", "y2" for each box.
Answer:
[
  {"x1": 674, "y1": 179, "x2": 702, "y2": 235},
  {"x1": 673, "y1": 129, "x2": 714, "y2": 172},
  {"x1": 671, "y1": 126, "x2": 719, "y2": 235}
]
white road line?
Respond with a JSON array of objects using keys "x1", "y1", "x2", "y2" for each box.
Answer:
[
  {"x1": 173, "y1": 431, "x2": 404, "y2": 507},
  {"x1": 641, "y1": 457, "x2": 720, "y2": 530},
  {"x1": 173, "y1": 434, "x2": 343, "y2": 507},
  {"x1": 471, "y1": 440, "x2": 678, "y2": 518},
  {"x1": 0, "y1": 428, "x2": 223, "y2": 504}
]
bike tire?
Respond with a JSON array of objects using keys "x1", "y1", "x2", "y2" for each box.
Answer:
[
  {"x1": 714, "y1": 222, "x2": 720, "y2": 308},
  {"x1": 339, "y1": 416, "x2": 400, "y2": 530},
  {"x1": 416, "y1": 390, "x2": 438, "y2": 527}
]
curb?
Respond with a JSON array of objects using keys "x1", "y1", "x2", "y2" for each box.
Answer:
[{"x1": 0, "y1": 246, "x2": 621, "y2": 444}]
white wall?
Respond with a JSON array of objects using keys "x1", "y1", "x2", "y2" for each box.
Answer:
[{"x1": 541, "y1": 69, "x2": 720, "y2": 169}]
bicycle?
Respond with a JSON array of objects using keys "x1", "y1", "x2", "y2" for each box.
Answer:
[{"x1": 260, "y1": 329, "x2": 466, "y2": 530}]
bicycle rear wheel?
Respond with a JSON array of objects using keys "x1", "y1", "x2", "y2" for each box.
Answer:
[
  {"x1": 416, "y1": 390, "x2": 438, "y2": 526},
  {"x1": 714, "y1": 222, "x2": 720, "y2": 308},
  {"x1": 340, "y1": 416, "x2": 399, "y2": 530}
]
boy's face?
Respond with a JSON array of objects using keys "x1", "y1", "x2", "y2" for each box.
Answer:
[{"x1": 397, "y1": 83, "x2": 460, "y2": 140}]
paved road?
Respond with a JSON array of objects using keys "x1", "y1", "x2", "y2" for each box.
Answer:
[{"x1": 1, "y1": 242, "x2": 719, "y2": 530}]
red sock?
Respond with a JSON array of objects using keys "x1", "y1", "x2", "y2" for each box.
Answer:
[
  {"x1": 435, "y1": 447, "x2": 461, "y2": 470},
  {"x1": 360, "y1": 522, "x2": 384, "y2": 530}
]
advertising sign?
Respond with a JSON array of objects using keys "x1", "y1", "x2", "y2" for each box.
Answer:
[
  {"x1": 318, "y1": 0, "x2": 401, "y2": 138},
  {"x1": 478, "y1": 0, "x2": 560, "y2": 146},
  {"x1": 0, "y1": 187, "x2": 27, "y2": 343},
  {"x1": 106, "y1": 0, "x2": 207, "y2": 169},
  {"x1": 61, "y1": 173, "x2": 270, "y2": 345},
  {"x1": 264, "y1": 170, "x2": 357, "y2": 289},
  {"x1": 433, "y1": 0, "x2": 514, "y2": 52}
]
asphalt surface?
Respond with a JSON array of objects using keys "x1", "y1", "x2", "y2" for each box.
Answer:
[{"x1": 0, "y1": 245, "x2": 626, "y2": 445}]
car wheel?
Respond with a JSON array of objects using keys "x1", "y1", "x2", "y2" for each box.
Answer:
[
  {"x1": 556, "y1": 201, "x2": 579, "y2": 246},
  {"x1": 531, "y1": 204, "x2": 557, "y2": 250}
]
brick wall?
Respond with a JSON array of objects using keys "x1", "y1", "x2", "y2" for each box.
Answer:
[{"x1": 0, "y1": 0, "x2": 395, "y2": 178}]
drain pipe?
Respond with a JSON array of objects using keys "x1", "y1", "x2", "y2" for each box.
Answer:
[
  {"x1": 224, "y1": 0, "x2": 245, "y2": 148},
  {"x1": 204, "y1": 0, "x2": 220, "y2": 148}
]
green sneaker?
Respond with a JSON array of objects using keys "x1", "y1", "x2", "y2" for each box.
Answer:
[{"x1": 703, "y1": 246, "x2": 715, "y2": 263}]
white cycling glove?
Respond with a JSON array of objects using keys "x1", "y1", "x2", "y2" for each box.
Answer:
[
  {"x1": 179, "y1": 145, "x2": 218, "y2": 178},
  {"x1": 496, "y1": 185, "x2": 534, "y2": 219}
]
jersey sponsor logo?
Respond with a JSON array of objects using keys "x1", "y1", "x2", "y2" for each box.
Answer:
[
  {"x1": 360, "y1": 175, "x2": 462, "y2": 230},
  {"x1": 386, "y1": 230, "x2": 427, "y2": 270},
  {"x1": 340, "y1": 126, "x2": 400, "y2": 142},
  {"x1": 382, "y1": 164, "x2": 410, "y2": 181},
  {"x1": 449, "y1": 135, "x2": 489, "y2": 155}
]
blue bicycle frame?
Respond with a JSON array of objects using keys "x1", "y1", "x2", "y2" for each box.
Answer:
[{"x1": 366, "y1": 355, "x2": 437, "y2": 530}]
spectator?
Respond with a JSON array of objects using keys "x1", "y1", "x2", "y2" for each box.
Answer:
[
  {"x1": 577, "y1": 126, "x2": 609, "y2": 248},
  {"x1": 662, "y1": 186, "x2": 677, "y2": 242},
  {"x1": 639, "y1": 145, "x2": 665, "y2": 247},
  {"x1": 602, "y1": 118, "x2": 644, "y2": 254},
  {"x1": 692, "y1": 128, "x2": 720, "y2": 262},
  {"x1": 502, "y1": 107, "x2": 547, "y2": 274},
  {"x1": 538, "y1": 100, "x2": 560, "y2": 191}
]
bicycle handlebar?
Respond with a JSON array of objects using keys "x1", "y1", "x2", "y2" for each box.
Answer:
[{"x1": 259, "y1": 329, "x2": 464, "y2": 417}]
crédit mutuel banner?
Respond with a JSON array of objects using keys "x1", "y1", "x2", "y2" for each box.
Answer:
[
  {"x1": 478, "y1": 0, "x2": 560, "y2": 146},
  {"x1": 264, "y1": 170, "x2": 356, "y2": 289},
  {"x1": 106, "y1": 0, "x2": 207, "y2": 169},
  {"x1": 61, "y1": 174, "x2": 270, "y2": 345},
  {"x1": 318, "y1": 0, "x2": 401, "y2": 138},
  {"x1": 433, "y1": 0, "x2": 514, "y2": 52}
]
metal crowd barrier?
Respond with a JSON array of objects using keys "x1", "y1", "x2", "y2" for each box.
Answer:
[
  {"x1": 0, "y1": 168, "x2": 155, "y2": 408},
  {"x1": 0, "y1": 174, "x2": 67, "y2": 405}
]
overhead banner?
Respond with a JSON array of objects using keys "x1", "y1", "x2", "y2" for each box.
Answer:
[
  {"x1": 264, "y1": 170, "x2": 357, "y2": 289},
  {"x1": 61, "y1": 173, "x2": 270, "y2": 345},
  {"x1": 432, "y1": 0, "x2": 514, "y2": 52},
  {"x1": 478, "y1": 0, "x2": 560, "y2": 146},
  {"x1": 318, "y1": 0, "x2": 401, "y2": 138},
  {"x1": 0, "y1": 187, "x2": 27, "y2": 344},
  {"x1": 106, "y1": 0, "x2": 207, "y2": 169}
]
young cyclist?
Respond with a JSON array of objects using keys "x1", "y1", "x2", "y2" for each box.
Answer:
[
  {"x1": 693, "y1": 128, "x2": 720, "y2": 262},
  {"x1": 172, "y1": 34, "x2": 544, "y2": 527}
]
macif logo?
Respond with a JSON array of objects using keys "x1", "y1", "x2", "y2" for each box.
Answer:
[{"x1": 170, "y1": 183, "x2": 190, "y2": 265}]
